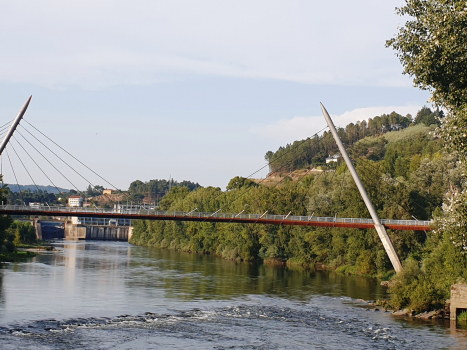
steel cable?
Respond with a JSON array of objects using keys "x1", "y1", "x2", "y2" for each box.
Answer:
[
  {"x1": 5, "y1": 149, "x2": 24, "y2": 204},
  {"x1": 12, "y1": 135, "x2": 65, "y2": 196},
  {"x1": 24, "y1": 121, "x2": 123, "y2": 192},
  {"x1": 9, "y1": 141, "x2": 41, "y2": 194},
  {"x1": 15, "y1": 129, "x2": 83, "y2": 195},
  {"x1": 21, "y1": 122, "x2": 135, "y2": 205}
]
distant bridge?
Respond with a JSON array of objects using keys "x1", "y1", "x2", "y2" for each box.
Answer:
[{"x1": 0, "y1": 205, "x2": 432, "y2": 231}]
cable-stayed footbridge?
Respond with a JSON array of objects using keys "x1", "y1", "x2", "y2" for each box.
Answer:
[
  {"x1": 0, "y1": 97, "x2": 436, "y2": 272},
  {"x1": 0, "y1": 204, "x2": 431, "y2": 231}
]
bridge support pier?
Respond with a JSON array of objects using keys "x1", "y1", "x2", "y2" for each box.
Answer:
[{"x1": 320, "y1": 103, "x2": 403, "y2": 273}]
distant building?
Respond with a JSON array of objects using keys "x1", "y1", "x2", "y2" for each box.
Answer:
[
  {"x1": 325, "y1": 153, "x2": 341, "y2": 164},
  {"x1": 103, "y1": 189, "x2": 115, "y2": 195},
  {"x1": 29, "y1": 202, "x2": 41, "y2": 208},
  {"x1": 68, "y1": 196, "x2": 83, "y2": 207},
  {"x1": 83, "y1": 202, "x2": 92, "y2": 208}
]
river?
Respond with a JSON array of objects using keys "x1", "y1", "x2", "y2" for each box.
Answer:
[{"x1": 0, "y1": 241, "x2": 465, "y2": 349}]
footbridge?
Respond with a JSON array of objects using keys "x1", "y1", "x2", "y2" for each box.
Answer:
[
  {"x1": 0, "y1": 97, "x2": 436, "y2": 272},
  {"x1": 0, "y1": 205, "x2": 432, "y2": 231}
]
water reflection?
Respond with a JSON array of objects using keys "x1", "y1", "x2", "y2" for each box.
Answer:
[
  {"x1": 0, "y1": 272, "x2": 4, "y2": 308},
  {"x1": 0, "y1": 241, "x2": 389, "y2": 325},
  {"x1": 0, "y1": 241, "x2": 466, "y2": 349},
  {"x1": 127, "y1": 245, "x2": 388, "y2": 301}
]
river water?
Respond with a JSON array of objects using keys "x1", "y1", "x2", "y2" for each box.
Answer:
[{"x1": 0, "y1": 241, "x2": 465, "y2": 349}]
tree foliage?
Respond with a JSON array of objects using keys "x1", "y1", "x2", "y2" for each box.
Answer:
[
  {"x1": 387, "y1": 0, "x2": 467, "y2": 108},
  {"x1": 387, "y1": 0, "x2": 467, "y2": 311},
  {"x1": 128, "y1": 178, "x2": 201, "y2": 203},
  {"x1": 265, "y1": 111, "x2": 416, "y2": 173}
]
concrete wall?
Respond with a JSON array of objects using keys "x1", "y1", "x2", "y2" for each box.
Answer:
[
  {"x1": 35, "y1": 219, "x2": 131, "y2": 242},
  {"x1": 450, "y1": 283, "x2": 467, "y2": 320},
  {"x1": 35, "y1": 220, "x2": 65, "y2": 240},
  {"x1": 64, "y1": 224, "x2": 130, "y2": 241},
  {"x1": 35, "y1": 222, "x2": 42, "y2": 240},
  {"x1": 85, "y1": 225, "x2": 129, "y2": 241},
  {"x1": 65, "y1": 224, "x2": 87, "y2": 240}
]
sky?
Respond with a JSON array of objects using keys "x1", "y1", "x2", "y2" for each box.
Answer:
[{"x1": 0, "y1": 1, "x2": 430, "y2": 191}]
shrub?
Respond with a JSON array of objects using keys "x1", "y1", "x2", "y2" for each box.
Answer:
[
  {"x1": 4, "y1": 241, "x2": 15, "y2": 253},
  {"x1": 458, "y1": 311, "x2": 467, "y2": 323}
]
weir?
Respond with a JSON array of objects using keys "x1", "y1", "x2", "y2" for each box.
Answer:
[{"x1": 34, "y1": 219, "x2": 131, "y2": 241}]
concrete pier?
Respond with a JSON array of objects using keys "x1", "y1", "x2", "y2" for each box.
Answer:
[{"x1": 449, "y1": 284, "x2": 467, "y2": 321}]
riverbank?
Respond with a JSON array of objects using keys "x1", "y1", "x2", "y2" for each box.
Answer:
[
  {"x1": 0, "y1": 250, "x2": 36, "y2": 262},
  {"x1": 0, "y1": 242, "x2": 56, "y2": 263}
]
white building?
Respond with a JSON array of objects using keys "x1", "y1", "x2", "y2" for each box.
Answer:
[
  {"x1": 68, "y1": 195, "x2": 83, "y2": 207},
  {"x1": 325, "y1": 153, "x2": 341, "y2": 164}
]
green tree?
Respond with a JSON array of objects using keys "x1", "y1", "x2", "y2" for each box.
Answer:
[
  {"x1": 226, "y1": 176, "x2": 258, "y2": 191},
  {"x1": 0, "y1": 180, "x2": 12, "y2": 252},
  {"x1": 387, "y1": 0, "x2": 467, "y2": 108},
  {"x1": 414, "y1": 106, "x2": 439, "y2": 126},
  {"x1": 13, "y1": 228, "x2": 21, "y2": 246},
  {"x1": 387, "y1": 0, "x2": 467, "y2": 311}
]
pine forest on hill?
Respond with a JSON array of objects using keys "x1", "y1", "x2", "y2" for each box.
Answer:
[{"x1": 265, "y1": 106, "x2": 442, "y2": 173}]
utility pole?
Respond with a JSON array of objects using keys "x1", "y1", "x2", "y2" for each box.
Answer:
[
  {"x1": 0, "y1": 96, "x2": 32, "y2": 156},
  {"x1": 320, "y1": 103, "x2": 403, "y2": 273}
]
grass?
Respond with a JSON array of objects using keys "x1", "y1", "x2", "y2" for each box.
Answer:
[
  {"x1": 383, "y1": 124, "x2": 434, "y2": 143},
  {"x1": 0, "y1": 250, "x2": 36, "y2": 262}
]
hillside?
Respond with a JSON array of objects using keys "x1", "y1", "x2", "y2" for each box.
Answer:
[
  {"x1": 5, "y1": 184, "x2": 70, "y2": 194},
  {"x1": 257, "y1": 123, "x2": 439, "y2": 186},
  {"x1": 265, "y1": 107, "x2": 441, "y2": 173}
]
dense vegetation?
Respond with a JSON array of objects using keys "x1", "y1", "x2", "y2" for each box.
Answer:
[
  {"x1": 5, "y1": 178, "x2": 201, "y2": 206},
  {"x1": 0, "y1": 178, "x2": 38, "y2": 261},
  {"x1": 7, "y1": 187, "x2": 61, "y2": 205},
  {"x1": 131, "y1": 123, "x2": 456, "y2": 292},
  {"x1": 127, "y1": 178, "x2": 201, "y2": 203},
  {"x1": 264, "y1": 108, "x2": 441, "y2": 173},
  {"x1": 386, "y1": 0, "x2": 467, "y2": 313}
]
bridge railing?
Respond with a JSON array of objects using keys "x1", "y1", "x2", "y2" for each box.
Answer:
[{"x1": 0, "y1": 205, "x2": 432, "y2": 228}]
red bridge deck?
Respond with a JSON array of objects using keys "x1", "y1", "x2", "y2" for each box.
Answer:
[{"x1": 0, "y1": 205, "x2": 432, "y2": 231}]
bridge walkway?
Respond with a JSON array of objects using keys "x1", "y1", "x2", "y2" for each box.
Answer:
[{"x1": 0, "y1": 205, "x2": 432, "y2": 231}]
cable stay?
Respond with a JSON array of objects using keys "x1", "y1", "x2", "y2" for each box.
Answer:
[
  {"x1": 5, "y1": 149, "x2": 24, "y2": 204},
  {"x1": 15, "y1": 129, "x2": 84, "y2": 196},
  {"x1": 11, "y1": 135, "x2": 66, "y2": 196},
  {"x1": 24, "y1": 120, "x2": 123, "y2": 192},
  {"x1": 18, "y1": 123, "x2": 136, "y2": 205},
  {"x1": 9, "y1": 141, "x2": 40, "y2": 194}
]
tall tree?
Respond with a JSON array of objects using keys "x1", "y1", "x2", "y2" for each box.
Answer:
[{"x1": 386, "y1": 0, "x2": 467, "y2": 109}]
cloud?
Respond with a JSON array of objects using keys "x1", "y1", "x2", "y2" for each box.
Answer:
[
  {"x1": 249, "y1": 105, "x2": 422, "y2": 143},
  {"x1": 0, "y1": 1, "x2": 410, "y2": 89}
]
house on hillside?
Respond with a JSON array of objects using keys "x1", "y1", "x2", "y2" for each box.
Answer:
[
  {"x1": 103, "y1": 189, "x2": 115, "y2": 195},
  {"x1": 390, "y1": 123, "x2": 402, "y2": 131},
  {"x1": 325, "y1": 153, "x2": 341, "y2": 164},
  {"x1": 68, "y1": 195, "x2": 83, "y2": 207}
]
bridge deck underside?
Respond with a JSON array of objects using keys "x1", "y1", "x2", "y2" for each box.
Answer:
[{"x1": 1, "y1": 209, "x2": 431, "y2": 231}]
